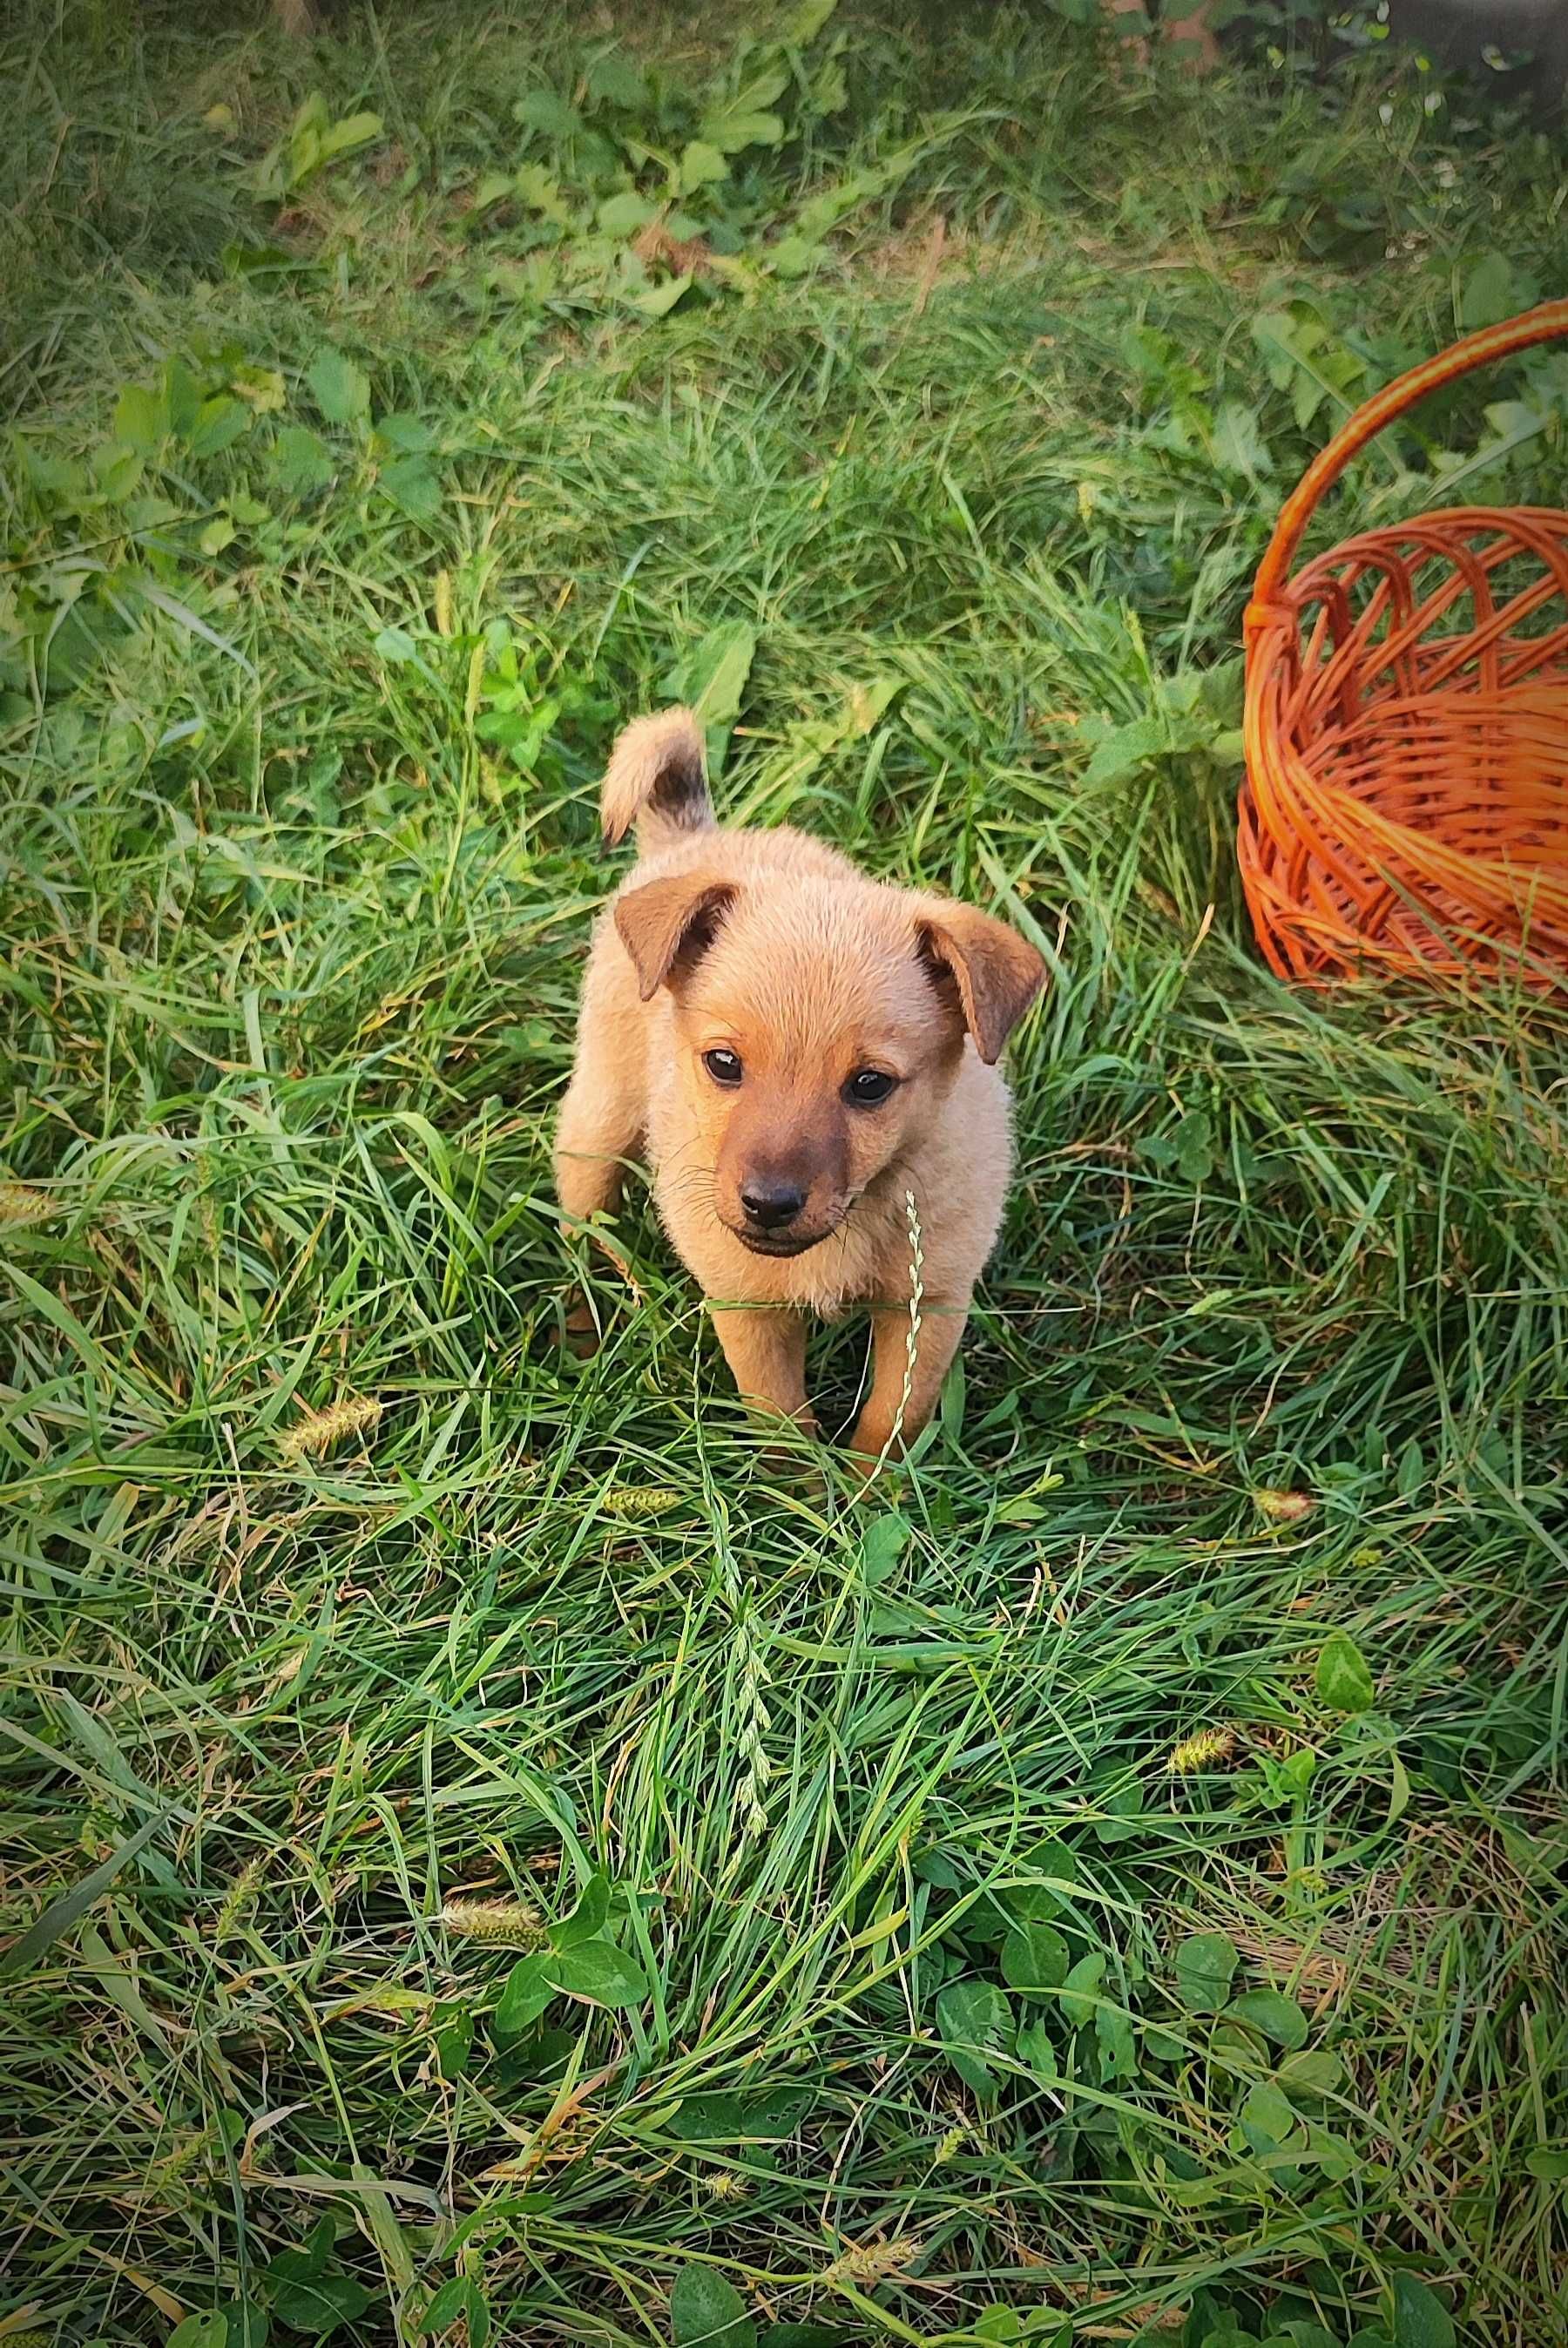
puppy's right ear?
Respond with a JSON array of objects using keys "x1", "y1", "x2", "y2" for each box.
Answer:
[{"x1": 614, "y1": 871, "x2": 736, "y2": 1001}]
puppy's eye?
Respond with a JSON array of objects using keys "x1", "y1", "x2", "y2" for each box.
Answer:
[
  {"x1": 844, "y1": 1068, "x2": 898, "y2": 1107},
  {"x1": 703, "y1": 1048, "x2": 743, "y2": 1087}
]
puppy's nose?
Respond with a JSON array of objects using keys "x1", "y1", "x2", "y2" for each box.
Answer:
[{"x1": 740, "y1": 1180, "x2": 806, "y2": 1233}]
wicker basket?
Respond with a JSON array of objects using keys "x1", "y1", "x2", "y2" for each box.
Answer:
[{"x1": 1239, "y1": 301, "x2": 1568, "y2": 991}]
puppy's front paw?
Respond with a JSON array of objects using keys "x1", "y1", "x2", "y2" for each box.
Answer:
[{"x1": 844, "y1": 1415, "x2": 901, "y2": 1486}]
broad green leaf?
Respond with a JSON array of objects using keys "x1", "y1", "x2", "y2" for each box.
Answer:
[
  {"x1": 93, "y1": 442, "x2": 144, "y2": 499},
  {"x1": 585, "y1": 53, "x2": 649, "y2": 110},
  {"x1": 372, "y1": 626, "x2": 421, "y2": 664},
  {"x1": 1003, "y1": 1837, "x2": 1078, "y2": 1924},
  {"x1": 308, "y1": 347, "x2": 371, "y2": 427},
  {"x1": 266, "y1": 2228, "x2": 369, "y2": 2339},
  {"x1": 1526, "y1": 2147, "x2": 1568, "y2": 2178},
  {"x1": 745, "y1": 2084, "x2": 814, "y2": 2137},
  {"x1": 377, "y1": 456, "x2": 442, "y2": 522},
  {"x1": 1458, "y1": 250, "x2": 1516, "y2": 331},
  {"x1": 661, "y1": 619, "x2": 756, "y2": 762},
  {"x1": 1094, "y1": 1998, "x2": 1137, "y2": 2081},
  {"x1": 669, "y1": 2091, "x2": 744, "y2": 2141},
  {"x1": 515, "y1": 90, "x2": 583, "y2": 140},
  {"x1": 936, "y1": 1979, "x2": 1011, "y2": 2098},
  {"x1": 494, "y1": 1952, "x2": 555, "y2": 2038},
  {"x1": 551, "y1": 1871, "x2": 611, "y2": 1947},
  {"x1": 1173, "y1": 1932, "x2": 1239, "y2": 2013},
  {"x1": 1000, "y1": 1920, "x2": 1068, "y2": 1995},
  {"x1": 794, "y1": 167, "x2": 885, "y2": 243},
  {"x1": 268, "y1": 425, "x2": 334, "y2": 498},
  {"x1": 697, "y1": 104, "x2": 785, "y2": 154},
  {"x1": 231, "y1": 364, "x2": 287, "y2": 413},
  {"x1": 1082, "y1": 714, "x2": 1166, "y2": 788},
  {"x1": 1316, "y1": 1630, "x2": 1375, "y2": 1715},
  {"x1": 316, "y1": 111, "x2": 383, "y2": 166},
  {"x1": 186, "y1": 396, "x2": 252, "y2": 460},
  {"x1": 542, "y1": 1935, "x2": 650, "y2": 2007},
  {"x1": 1058, "y1": 1951, "x2": 1105, "y2": 2027},
  {"x1": 630, "y1": 272, "x2": 694, "y2": 320},
  {"x1": 669, "y1": 2265, "x2": 755, "y2": 2348},
  {"x1": 1016, "y1": 2013, "x2": 1058, "y2": 2082},
  {"x1": 169, "y1": 2317, "x2": 229, "y2": 2348},
  {"x1": 598, "y1": 190, "x2": 657, "y2": 237},
  {"x1": 516, "y1": 164, "x2": 572, "y2": 222},
  {"x1": 375, "y1": 412, "x2": 434, "y2": 454},
  {"x1": 220, "y1": 2303, "x2": 269, "y2": 2348},
  {"x1": 417, "y1": 2277, "x2": 477, "y2": 2336},
  {"x1": 267, "y1": 2270, "x2": 370, "y2": 2338},
  {"x1": 669, "y1": 620, "x2": 756, "y2": 727},
  {"x1": 1239, "y1": 2080, "x2": 1301, "y2": 2150},
  {"x1": 1212, "y1": 401, "x2": 1273, "y2": 480},
  {"x1": 767, "y1": 233, "x2": 820, "y2": 279},
  {"x1": 857, "y1": 1512, "x2": 909, "y2": 1588},
  {"x1": 435, "y1": 2006, "x2": 472, "y2": 2081},
  {"x1": 1277, "y1": 2048, "x2": 1344, "y2": 2099},
  {"x1": 114, "y1": 382, "x2": 167, "y2": 452},
  {"x1": 1222, "y1": 1989, "x2": 1308, "y2": 2051},
  {"x1": 679, "y1": 140, "x2": 729, "y2": 193},
  {"x1": 1390, "y1": 2276, "x2": 1455, "y2": 2348},
  {"x1": 164, "y1": 355, "x2": 201, "y2": 436}
]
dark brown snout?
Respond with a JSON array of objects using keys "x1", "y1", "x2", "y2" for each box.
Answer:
[{"x1": 720, "y1": 1115, "x2": 848, "y2": 1256}]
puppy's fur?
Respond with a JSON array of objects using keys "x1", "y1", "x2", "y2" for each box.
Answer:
[{"x1": 555, "y1": 709, "x2": 1045, "y2": 1462}]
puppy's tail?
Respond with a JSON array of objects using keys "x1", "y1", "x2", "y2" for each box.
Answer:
[{"x1": 599, "y1": 707, "x2": 713, "y2": 849}]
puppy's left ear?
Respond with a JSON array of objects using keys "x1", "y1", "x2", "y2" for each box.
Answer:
[
  {"x1": 917, "y1": 902, "x2": 1047, "y2": 1065},
  {"x1": 615, "y1": 870, "x2": 736, "y2": 1001}
]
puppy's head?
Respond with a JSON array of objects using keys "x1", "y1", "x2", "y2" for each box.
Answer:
[{"x1": 615, "y1": 868, "x2": 1044, "y2": 1256}]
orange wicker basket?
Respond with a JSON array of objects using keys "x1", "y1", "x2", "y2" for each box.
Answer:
[{"x1": 1239, "y1": 301, "x2": 1568, "y2": 991}]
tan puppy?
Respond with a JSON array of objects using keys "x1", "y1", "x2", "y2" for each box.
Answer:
[{"x1": 554, "y1": 709, "x2": 1045, "y2": 1465}]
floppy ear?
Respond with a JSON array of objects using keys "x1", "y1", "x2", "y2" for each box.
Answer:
[
  {"x1": 917, "y1": 901, "x2": 1047, "y2": 1064},
  {"x1": 614, "y1": 870, "x2": 736, "y2": 1001}
]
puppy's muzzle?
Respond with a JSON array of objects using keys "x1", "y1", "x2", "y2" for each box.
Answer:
[
  {"x1": 740, "y1": 1179, "x2": 804, "y2": 1234},
  {"x1": 730, "y1": 1178, "x2": 834, "y2": 1257}
]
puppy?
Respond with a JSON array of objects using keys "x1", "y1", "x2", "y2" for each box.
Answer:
[{"x1": 554, "y1": 709, "x2": 1045, "y2": 1465}]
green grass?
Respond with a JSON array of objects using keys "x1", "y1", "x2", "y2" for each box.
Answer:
[{"x1": 3, "y1": 3, "x2": 1568, "y2": 2345}]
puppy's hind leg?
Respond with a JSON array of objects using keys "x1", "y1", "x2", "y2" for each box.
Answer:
[
  {"x1": 554, "y1": 1062, "x2": 639, "y2": 1227},
  {"x1": 554, "y1": 944, "x2": 646, "y2": 1226},
  {"x1": 553, "y1": 1005, "x2": 645, "y2": 1352}
]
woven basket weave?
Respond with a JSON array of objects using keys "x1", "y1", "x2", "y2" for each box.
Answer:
[{"x1": 1239, "y1": 301, "x2": 1568, "y2": 991}]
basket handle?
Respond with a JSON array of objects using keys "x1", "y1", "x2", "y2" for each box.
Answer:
[{"x1": 1247, "y1": 298, "x2": 1568, "y2": 626}]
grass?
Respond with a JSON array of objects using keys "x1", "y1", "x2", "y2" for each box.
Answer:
[{"x1": 3, "y1": 2, "x2": 1567, "y2": 2344}]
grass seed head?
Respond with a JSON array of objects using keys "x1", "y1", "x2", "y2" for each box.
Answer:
[
  {"x1": 1167, "y1": 1723, "x2": 1239, "y2": 1775},
  {"x1": 820, "y1": 2236, "x2": 918, "y2": 2290},
  {"x1": 0, "y1": 1181, "x2": 51, "y2": 1225},
  {"x1": 599, "y1": 1485, "x2": 684, "y2": 1518},
  {"x1": 1254, "y1": 1487, "x2": 1315, "y2": 1523},
  {"x1": 440, "y1": 1898, "x2": 546, "y2": 1946},
  {"x1": 278, "y1": 1394, "x2": 382, "y2": 1461}
]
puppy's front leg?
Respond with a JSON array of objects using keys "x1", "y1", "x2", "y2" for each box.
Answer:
[
  {"x1": 847, "y1": 1291, "x2": 970, "y2": 1472},
  {"x1": 711, "y1": 1306, "x2": 815, "y2": 1439}
]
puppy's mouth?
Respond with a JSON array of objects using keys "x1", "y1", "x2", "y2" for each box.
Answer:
[{"x1": 727, "y1": 1223, "x2": 835, "y2": 1259}]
